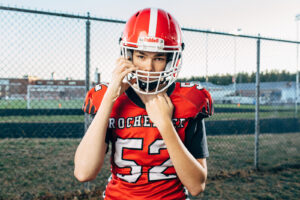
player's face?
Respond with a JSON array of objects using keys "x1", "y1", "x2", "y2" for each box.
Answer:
[{"x1": 132, "y1": 50, "x2": 167, "y2": 74}]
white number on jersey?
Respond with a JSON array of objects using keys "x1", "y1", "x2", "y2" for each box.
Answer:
[
  {"x1": 114, "y1": 138, "x2": 143, "y2": 183},
  {"x1": 149, "y1": 139, "x2": 177, "y2": 181},
  {"x1": 114, "y1": 138, "x2": 177, "y2": 183}
]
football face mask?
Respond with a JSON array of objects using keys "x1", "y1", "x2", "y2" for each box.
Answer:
[
  {"x1": 121, "y1": 48, "x2": 182, "y2": 94},
  {"x1": 120, "y1": 8, "x2": 184, "y2": 95}
]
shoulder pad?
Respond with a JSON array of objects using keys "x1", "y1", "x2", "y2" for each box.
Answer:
[
  {"x1": 178, "y1": 82, "x2": 213, "y2": 118},
  {"x1": 82, "y1": 83, "x2": 108, "y2": 114}
]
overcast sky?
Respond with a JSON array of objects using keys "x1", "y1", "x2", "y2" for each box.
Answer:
[
  {"x1": 0, "y1": 0, "x2": 300, "y2": 80},
  {"x1": 1, "y1": 0, "x2": 300, "y2": 39}
]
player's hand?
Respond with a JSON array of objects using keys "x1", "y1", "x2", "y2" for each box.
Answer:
[
  {"x1": 140, "y1": 93, "x2": 174, "y2": 128},
  {"x1": 106, "y1": 57, "x2": 137, "y2": 101}
]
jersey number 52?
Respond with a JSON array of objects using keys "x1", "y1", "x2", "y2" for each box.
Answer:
[{"x1": 114, "y1": 138, "x2": 177, "y2": 183}]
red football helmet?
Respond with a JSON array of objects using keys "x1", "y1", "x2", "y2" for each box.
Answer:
[{"x1": 120, "y1": 8, "x2": 184, "y2": 94}]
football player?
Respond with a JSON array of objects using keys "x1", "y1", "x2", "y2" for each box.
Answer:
[{"x1": 74, "y1": 8, "x2": 213, "y2": 200}]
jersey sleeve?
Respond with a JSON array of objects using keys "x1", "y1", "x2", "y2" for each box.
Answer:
[
  {"x1": 82, "y1": 84, "x2": 111, "y2": 147},
  {"x1": 184, "y1": 115, "x2": 209, "y2": 158},
  {"x1": 189, "y1": 84, "x2": 213, "y2": 118},
  {"x1": 82, "y1": 83, "x2": 108, "y2": 114},
  {"x1": 177, "y1": 82, "x2": 213, "y2": 119}
]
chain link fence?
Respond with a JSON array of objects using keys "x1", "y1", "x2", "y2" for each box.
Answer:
[{"x1": 0, "y1": 6, "x2": 299, "y2": 199}]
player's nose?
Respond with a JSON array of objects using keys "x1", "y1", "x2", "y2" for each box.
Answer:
[{"x1": 141, "y1": 58, "x2": 154, "y2": 72}]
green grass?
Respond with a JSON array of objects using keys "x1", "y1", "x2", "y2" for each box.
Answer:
[
  {"x1": 198, "y1": 168, "x2": 300, "y2": 200},
  {"x1": 207, "y1": 133, "x2": 300, "y2": 174},
  {"x1": 0, "y1": 99, "x2": 83, "y2": 109},
  {"x1": 0, "y1": 133, "x2": 299, "y2": 199},
  {"x1": 0, "y1": 138, "x2": 111, "y2": 199},
  {"x1": 0, "y1": 112, "x2": 298, "y2": 123},
  {"x1": 207, "y1": 111, "x2": 300, "y2": 121},
  {"x1": 0, "y1": 115, "x2": 84, "y2": 123},
  {"x1": 0, "y1": 99, "x2": 297, "y2": 110},
  {"x1": 0, "y1": 100, "x2": 298, "y2": 123},
  {"x1": 214, "y1": 103, "x2": 296, "y2": 110}
]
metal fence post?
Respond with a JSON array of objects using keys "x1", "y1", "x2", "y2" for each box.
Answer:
[
  {"x1": 84, "y1": 12, "x2": 91, "y2": 191},
  {"x1": 205, "y1": 33, "x2": 209, "y2": 82},
  {"x1": 254, "y1": 34, "x2": 261, "y2": 170},
  {"x1": 296, "y1": 15, "x2": 299, "y2": 116},
  {"x1": 85, "y1": 12, "x2": 91, "y2": 104}
]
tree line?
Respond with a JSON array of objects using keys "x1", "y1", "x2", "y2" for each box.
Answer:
[{"x1": 177, "y1": 70, "x2": 298, "y2": 85}]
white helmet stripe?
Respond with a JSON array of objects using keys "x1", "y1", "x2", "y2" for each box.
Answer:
[{"x1": 148, "y1": 8, "x2": 158, "y2": 37}]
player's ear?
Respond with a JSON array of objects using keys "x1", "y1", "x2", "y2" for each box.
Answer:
[{"x1": 127, "y1": 50, "x2": 133, "y2": 61}]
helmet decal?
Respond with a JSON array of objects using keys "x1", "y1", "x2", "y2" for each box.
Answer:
[{"x1": 148, "y1": 8, "x2": 158, "y2": 37}]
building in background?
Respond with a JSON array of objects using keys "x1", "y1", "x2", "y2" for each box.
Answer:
[
  {"x1": 199, "y1": 81, "x2": 300, "y2": 105},
  {"x1": 0, "y1": 77, "x2": 85, "y2": 100}
]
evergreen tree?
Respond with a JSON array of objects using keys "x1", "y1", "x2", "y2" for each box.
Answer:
[{"x1": 177, "y1": 70, "x2": 296, "y2": 85}]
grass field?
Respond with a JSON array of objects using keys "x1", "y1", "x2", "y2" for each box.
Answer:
[
  {"x1": 0, "y1": 99, "x2": 83, "y2": 109},
  {"x1": 0, "y1": 111, "x2": 299, "y2": 123},
  {"x1": 0, "y1": 112, "x2": 298, "y2": 123},
  {"x1": 0, "y1": 99, "x2": 297, "y2": 110},
  {"x1": 39, "y1": 168, "x2": 300, "y2": 200},
  {"x1": 1, "y1": 100, "x2": 299, "y2": 123},
  {"x1": 214, "y1": 103, "x2": 296, "y2": 110},
  {"x1": 0, "y1": 133, "x2": 299, "y2": 199},
  {"x1": 9, "y1": 168, "x2": 298, "y2": 200},
  {"x1": 0, "y1": 100, "x2": 299, "y2": 198},
  {"x1": 198, "y1": 167, "x2": 300, "y2": 200}
]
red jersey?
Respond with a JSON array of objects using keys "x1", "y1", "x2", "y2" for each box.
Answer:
[{"x1": 83, "y1": 82, "x2": 213, "y2": 200}]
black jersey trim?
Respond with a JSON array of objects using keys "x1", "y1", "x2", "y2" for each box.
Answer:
[{"x1": 125, "y1": 83, "x2": 176, "y2": 109}]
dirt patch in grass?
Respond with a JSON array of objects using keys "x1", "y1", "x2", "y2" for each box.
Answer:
[
  {"x1": 0, "y1": 135, "x2": 299, "y2": 200},
  {"x1": 31, "y1": 167, "x2": 300, "y2": 200},
  {"x1": 197, "y1": 167, "x2": 300, "y2": 200}
]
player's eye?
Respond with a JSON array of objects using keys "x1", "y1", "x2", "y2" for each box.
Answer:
[
  {"x1": 155, "y1": 57, "x2": 166, "y2": 61},
  {"x1": 137, "y1": 55, "x2": 145, "y2": 59}
]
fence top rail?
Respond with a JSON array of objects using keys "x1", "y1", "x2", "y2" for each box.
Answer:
[
  {"x1": 0, "y1": 5, "x2": 126, "y2": 24},
  {"x1": 182, "y1": 28, "x2": 300, "y2": 44},
  {"x1": 1, "y1": 5, "x2": 300, "y2": 44}
]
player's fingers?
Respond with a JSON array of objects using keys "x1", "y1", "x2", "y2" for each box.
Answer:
[
  {"x1": 116, "y1": 57, "x2": 132, "y2": 67},
  {"x1": 117, "y1": 57, "x2": 134, "y2": 66},
  {"x1": 155, "y1": 93, "x2": 167, "y2": 105},
  {"x1": 128, "y1": 76, "x2": 137, "y2": 84},
  {"x1": 139, "y1": 93, "x2": 146, "y2": 102},
  {"x1": 115, "y1": 62, "x2": 135, "y2": 74},
  {"x1": 140, "y1": 94, "x2": 155, "y2": 105},
  {"x1": 121, "y1": 62, "x2": 135, "y2": 71},
  {"x1": 115, "y1": 57, "x2": 124, "y2": 66},
  {"x1": 119, "y1": 81, "x2": 131, "y2": 94},
  {"x1": 120, "y1": 66, "x2": 137, "y2": 79},
  {"x1": 164, "y1": 93, "x2": 174, "y2": 109}
]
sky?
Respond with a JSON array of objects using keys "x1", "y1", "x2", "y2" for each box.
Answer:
[
  {"x1": 1, "y1": 0, "x2": 299, "y2": 39},
  {"x1": 0, "y1": 0, "x2": 300, "y2": 80}
]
